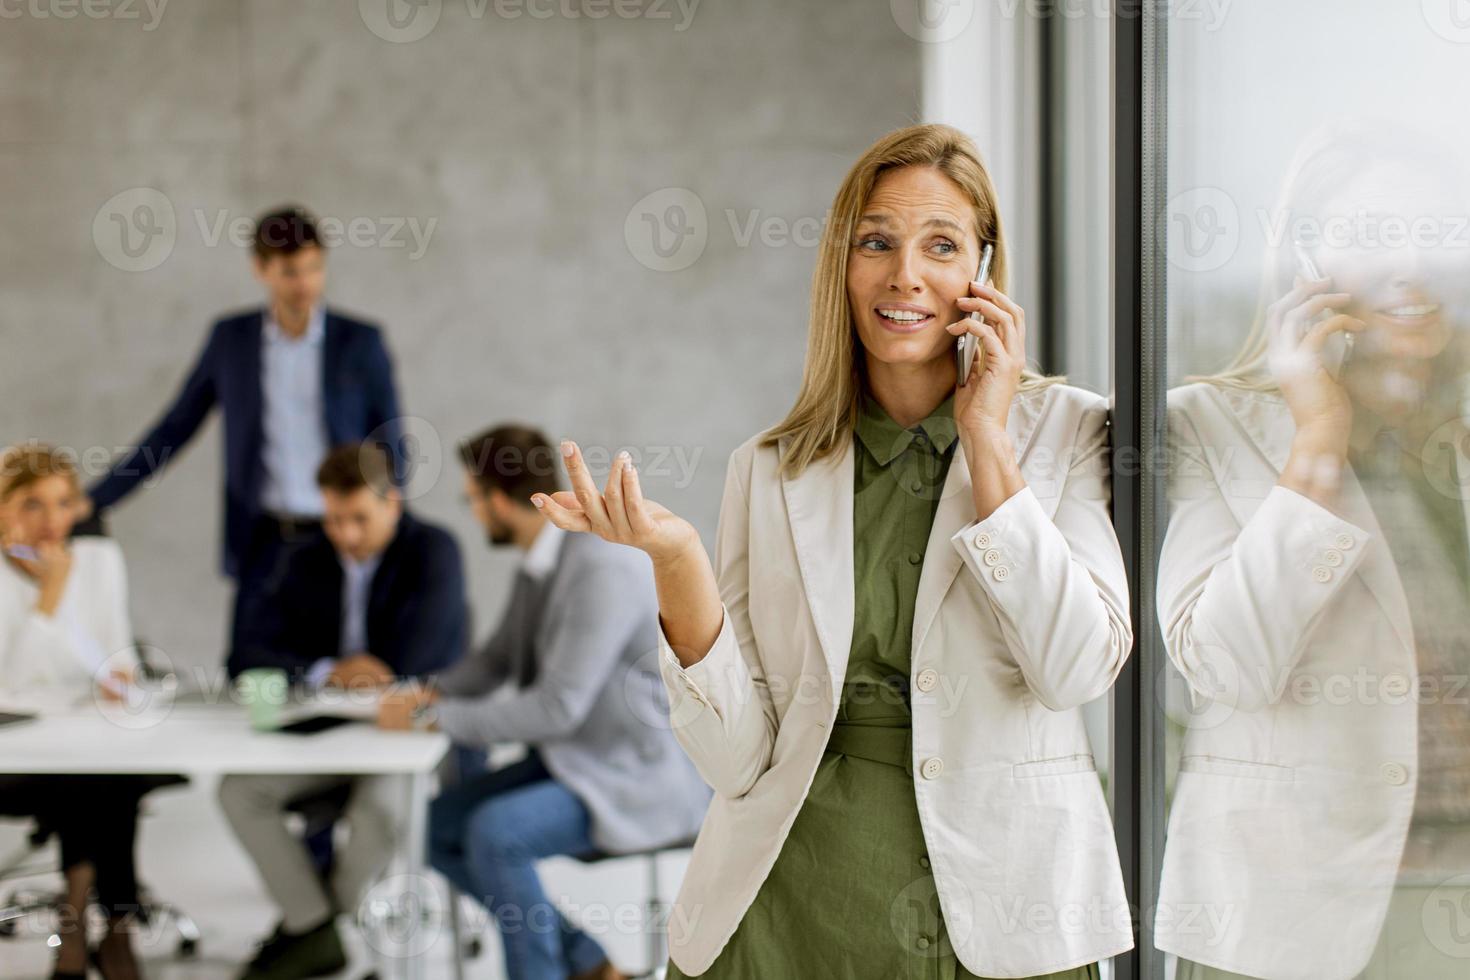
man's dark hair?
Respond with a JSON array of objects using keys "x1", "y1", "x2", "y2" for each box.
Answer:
[
  {"x1": 253, "y1": 205, "x2": 323, "y2": 261},
  {"x1": 459, "y1": 425, "x2": 561, "y2": 507},
  {"x1": 316, "y1": 442, "x2": 394, "y2": 498}
]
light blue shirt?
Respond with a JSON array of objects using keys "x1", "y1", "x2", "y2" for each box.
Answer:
[
  {"x1": 305, "y1": 550, "x2": 383, "y2": 690},
  {"x1": 258, "y1": 306, "x2": 330, "y2": 517}
]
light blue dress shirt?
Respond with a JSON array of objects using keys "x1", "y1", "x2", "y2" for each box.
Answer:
[
  {"x1": 258, "y1": 306, "x2": 330, "y2": 518},
  {"x1": 306, "y1": 550, "x2": 383, "y2": 690}
]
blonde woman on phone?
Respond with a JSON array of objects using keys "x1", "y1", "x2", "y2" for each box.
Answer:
[{"x1": 537, "y1": 124, "x2": 1133, "y2": 979}]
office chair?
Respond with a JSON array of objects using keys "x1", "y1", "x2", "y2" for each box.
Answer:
[{"x1": 0, "y1": 796, "x2": 202, "y2": 958}]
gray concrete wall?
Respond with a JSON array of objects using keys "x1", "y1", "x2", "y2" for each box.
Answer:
[{"x1": 0, "y1": 0, "x2": 921, "y2": 674}]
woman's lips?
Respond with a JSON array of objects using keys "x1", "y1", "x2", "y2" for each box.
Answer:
[
  {"x1": 1372, "y1": 302, "x2": 1440, "y2": 330},
  {"x1": 874, "y1": 307, "x2": 936, "y2": 334}
]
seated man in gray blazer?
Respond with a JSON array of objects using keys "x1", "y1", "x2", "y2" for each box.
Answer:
[{"x1": 377, "y1": 424, "x2": 711, "y2": 980}]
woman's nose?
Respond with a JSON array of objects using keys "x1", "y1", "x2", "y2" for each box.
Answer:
[{"x1": 887, "y1": 247, "x2": 923, "y2": 292}]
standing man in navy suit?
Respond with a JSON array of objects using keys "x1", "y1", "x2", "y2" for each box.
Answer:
[{"x1": 85, "y1": 205, "x2": 407, "y2": 659}]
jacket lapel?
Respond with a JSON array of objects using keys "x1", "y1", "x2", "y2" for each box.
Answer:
[
  {"x1": 321, "y1": 311, "x2": 344, "y2": 443},
  {"x1": 778, "y1": 435, "x2": 855, "y2": 690},
  {"x1": 1214, "y1": 386, "x2": 1416, "y2": 656},
  {"x1": 778, "y1": 387, "x2": 1052, "y2": 686}
]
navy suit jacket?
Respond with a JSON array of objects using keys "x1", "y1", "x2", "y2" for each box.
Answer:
[
  {"x1": 226, "y1": 511, "x2": 468, "y2": 681},
  {"x1": 88, "y1": 308, "x2": 405, "y2": 578}
]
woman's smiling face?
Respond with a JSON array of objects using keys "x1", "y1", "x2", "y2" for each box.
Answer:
[{"x1": 846, "y1": 165, "x2": 982, "y2": 372}]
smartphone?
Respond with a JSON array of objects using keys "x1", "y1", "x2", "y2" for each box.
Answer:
[
  {"x1": 1292, "y1": 240, "x2": 1353, "y2": 379},
  {"x1": 956, "y1": 243, "x2": 996, "y2": 387}
]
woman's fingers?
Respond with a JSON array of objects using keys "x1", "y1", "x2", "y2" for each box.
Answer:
[
  {"x1": 534, "y1": 491, "x2": 592, "y2": 532},
  {"x1": 621, "y1": 458, "x2": 658, "y2": 538},
  {"x1": 603, "y1": 452, "x2": 636, "y2": 541},
  {"x1": 1301, "y1": 313, "x2": 1367, "y2": 355},
  {"x1": 559, "y1": 440, "x2": 612, "y2": 534}
]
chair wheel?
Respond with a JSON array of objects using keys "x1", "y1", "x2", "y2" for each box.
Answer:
[{"x1": 177, "y1": 937, "x2": 198, "y2": 957}]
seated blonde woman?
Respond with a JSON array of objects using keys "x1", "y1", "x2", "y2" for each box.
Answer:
[{"x1": 0, "y1": 442, "x2": 149, "y2": 980}]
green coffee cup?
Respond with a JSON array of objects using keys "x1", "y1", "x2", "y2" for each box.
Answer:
[{"x1": 237, "y1": 667, "x2": 289, "y2": 731}]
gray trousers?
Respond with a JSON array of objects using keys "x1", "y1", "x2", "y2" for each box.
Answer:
[{"x1": 218, "y1": 773, "x2": 395, "y2": 933}]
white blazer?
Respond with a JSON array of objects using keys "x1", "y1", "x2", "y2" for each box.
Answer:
[
  {"x1": 0, "y1": 537, "x2": 135, "y2": 701},
  {"x1": 1155, "y1": 382, "x2": 1447, "y2": 980},
  {"x1": 657, "y1": 383, "x2": 1135, "y2": 978}
]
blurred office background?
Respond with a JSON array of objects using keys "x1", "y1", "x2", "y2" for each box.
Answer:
[{"x1": 6, "y1": 1, "x2": 1468, "y2": 978}]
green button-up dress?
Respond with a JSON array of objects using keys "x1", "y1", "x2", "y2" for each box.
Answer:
[{"x1": 668, "y1": 391, "x2": 1100, "y2": 980}]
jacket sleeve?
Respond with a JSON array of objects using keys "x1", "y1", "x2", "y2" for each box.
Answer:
[
  {"x1": 387, "y1": 532, "x2": 468, "y2": 678},
  {"x1": 1156, "y1": 402, "x2": 1371, "y2": 712},
  {"x1": 948, "y1": 398, "x2": 1134, "y2": 711},
  {"x1": 433, "y1": 556, "x2": 646, "y2": 746},
  {"x1": 655, "y1": 447, "x2": 778, "y2": 799},
  {"x1": 362, "y1": 326, "x2": 407, "y2": 485},
  {"x1": 225, "y1": 562, "x2": 316, "y2": 681},
  {"x1": 432, "y1": 615, "x2": 511, "y2": 699},
  {"x1": 89, "y1": 321, "x2": 222, "y2": 509}
]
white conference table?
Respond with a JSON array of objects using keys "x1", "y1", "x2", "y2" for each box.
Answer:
[{"x1": 0, "y1": 694, "x2": 449, "y2": 980}]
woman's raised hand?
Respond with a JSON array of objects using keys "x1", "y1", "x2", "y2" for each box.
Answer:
[
  {"x1": 534, "y1": 441, "x2": 701, "y2": 565},
  {"x1": 1267, "y1": 274, "x2": 1363, "y2": 448}
]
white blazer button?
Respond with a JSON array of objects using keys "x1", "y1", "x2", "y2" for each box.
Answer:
[
  {"x1": 982, "y1": 549, "x2": 1002, "y2": 566},
  {"x1": 973, "y1": 531, "x2": 992, "y2": 549},
  {"x1": 992, "y1": 565, "x2": 1011, "y2": 581},
  {"x1": 1381, "y1": 762, "x2": 1408, "y2": 785},
  {"x1": 921, "y1": 757, "x2": 944, "y2": 779},
  {"x1": 1322, "y1": 549, "x2": 1343, "y2": 567},
  {"x1": 1311, "y1": 565, "x2": 1332, "y2": 583},
  {"x1": 916, "y1": 668, "x2": 939, "y2": 692},
  {"x1": 1334, "y1": 532, "x2": 1355, "y2": 550},
  {"x1": 1381, "y1": 674, "x2": 1410, "y2": 698}
]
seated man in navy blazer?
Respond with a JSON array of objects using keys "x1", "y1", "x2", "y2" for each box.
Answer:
[
  {"x1": 85, "y1": 205, "x2": 407, "y2": 664},
  {"x1": 219, "y1": 443, "x2": 466, "y2": 980}
]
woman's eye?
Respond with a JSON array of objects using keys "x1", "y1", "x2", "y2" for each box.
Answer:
[
  {"x1": 856, "y1": 237, "x2": 888, "y2": 252},
  {"x1": 932, "y1": 240, "x2": 958, "y2": 255}
]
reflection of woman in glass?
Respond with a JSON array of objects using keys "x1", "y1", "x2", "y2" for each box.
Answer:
[
  {"x1": 538, "y1": 124, "x2": 1134, "y2": 978},
  {"x1": 1157, "y1": 119, "x2": 1470, "y2": 980}
]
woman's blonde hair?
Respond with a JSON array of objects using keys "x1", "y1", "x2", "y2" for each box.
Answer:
[
  {"x1": 761, "y1": 123, "x2": 1054, "y2": 478},
  {"x1": 1196, "y1": 118, "x2": 1466, "y2": 391},
  {"x1": 0, "y1": 443, "x2": 80, "y2": 502}
]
